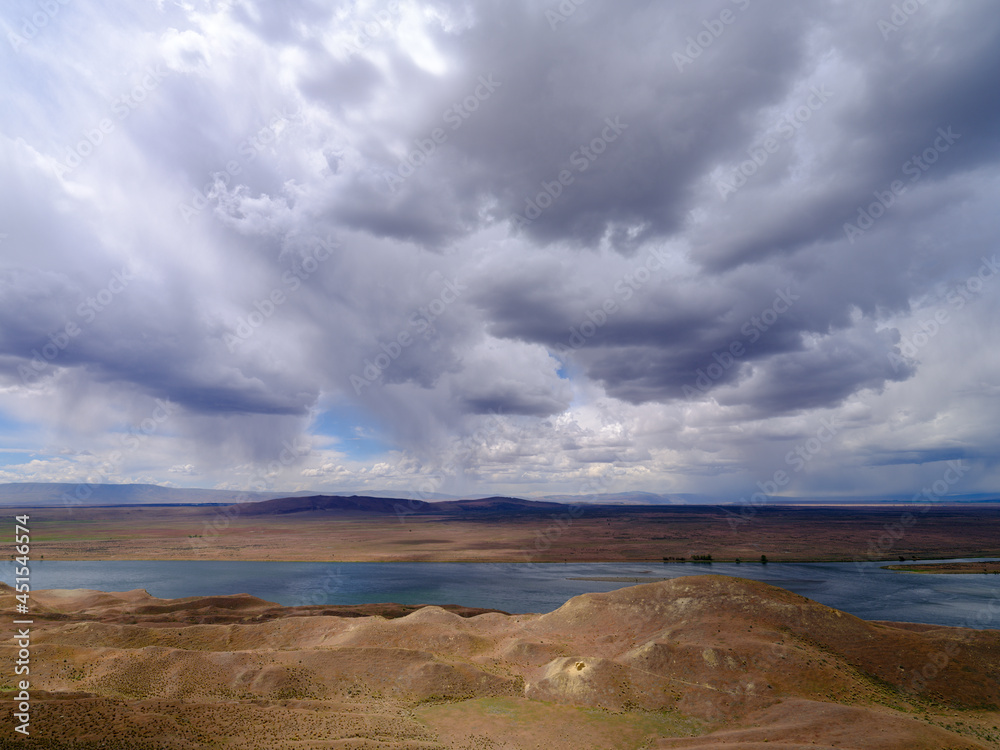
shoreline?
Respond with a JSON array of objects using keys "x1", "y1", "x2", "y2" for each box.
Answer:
[
  {"x1": 15, "y1": 555, "x2": 1000, "y2": 564},
  {"x1": 881, "y1": 560, "x2": 1000, "y2": 575},
  {"x1": 4, "y1": 575, "x2": 998, "y2": 748}
]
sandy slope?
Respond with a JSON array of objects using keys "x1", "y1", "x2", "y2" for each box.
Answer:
[{"x1": 1, "y1": 576, "x2": 998, "y2": 749}]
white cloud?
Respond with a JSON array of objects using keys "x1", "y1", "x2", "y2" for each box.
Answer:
[{"x1": 0, "y1": 0, "x2": 997, "y2": 499}]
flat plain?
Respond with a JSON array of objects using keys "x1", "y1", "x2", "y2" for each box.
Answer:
[{"x1": 21, "y1": 500, "x2": 1000, "y2": 563}]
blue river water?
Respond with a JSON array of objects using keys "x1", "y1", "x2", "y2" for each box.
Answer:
[{"x1": 2, "y1": 558, "x2": 998, "y2": 628}]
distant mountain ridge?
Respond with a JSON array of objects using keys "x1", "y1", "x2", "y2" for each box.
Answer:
[
  {"x1": 0, "y1": 483, "x2": 318, "y2": 507},
  {"x1": 237, "y1": 494, "x2": 567, "y2": 516},
  {"x1": 1, "y1": 482, "x2": 996, "y2": 508},
  {"x1": 538, "y1": 491, "x2": 713, "y2": 505}
]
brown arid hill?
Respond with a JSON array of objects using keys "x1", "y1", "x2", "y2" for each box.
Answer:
[
  {"x1": 1, "y1": 576, "x2": 999, "y2": 749},
  {"x1": 234, "y1": 493, "x2": 566, "y2": 516},
  {"x1": 15, "y1": 586, "x2": 506, "y2": 625}
]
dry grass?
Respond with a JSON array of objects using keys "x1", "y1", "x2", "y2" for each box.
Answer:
[
  {"x1": 1, "y1": 576, "x2": 998, "y2": 748},
  {"x1": 24, "y1": 504, "x2": 1000, "y2": 563}
]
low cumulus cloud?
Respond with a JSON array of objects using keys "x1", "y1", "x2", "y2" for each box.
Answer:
[{"x1": 0, "y1": 0, "x2": 997, "y2": 498}]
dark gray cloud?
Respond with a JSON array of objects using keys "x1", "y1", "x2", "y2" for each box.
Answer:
[
  {"x1": 312, "y1": 0, "x2": 818, "y2": 250},
  {"x1": 0, "y1": 0, "x2": 998, "y2": 497}
]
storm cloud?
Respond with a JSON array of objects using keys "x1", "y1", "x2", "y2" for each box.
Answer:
[{"x1": 0, "y1": 0, "x2": 997, "y2": 499}]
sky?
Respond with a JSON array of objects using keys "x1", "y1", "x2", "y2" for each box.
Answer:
[{"x1": 0, "y1": 0, "x2": 998, "y2": 501}]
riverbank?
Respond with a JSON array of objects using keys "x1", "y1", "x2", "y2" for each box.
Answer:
[
  {"x1": 883, "y1": 561, "x2": 1000, "y2": 574},
  {"x1": 3, "y1": 576, "x2": 997, "y2": 749}
]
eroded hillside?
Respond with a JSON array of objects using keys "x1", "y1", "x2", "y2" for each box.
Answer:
[{"x1": 1, "y1": 576, "x2": 998, "y2": 749}]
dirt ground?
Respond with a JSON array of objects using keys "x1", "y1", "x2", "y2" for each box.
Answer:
[
  {"x1": 21, "y1": 503, "x2": 1000, "y2": 563},
  {"x1": 2, "y1": 575, "x2": 998, "y2": 749},
  {"x1": 883, "y1": 561, "x2": 1000, "y2": 574}
]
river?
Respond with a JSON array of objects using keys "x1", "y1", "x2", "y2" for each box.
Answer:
[{"x1": 3, "y1": 558, "x2": 998, "y2": 628}]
